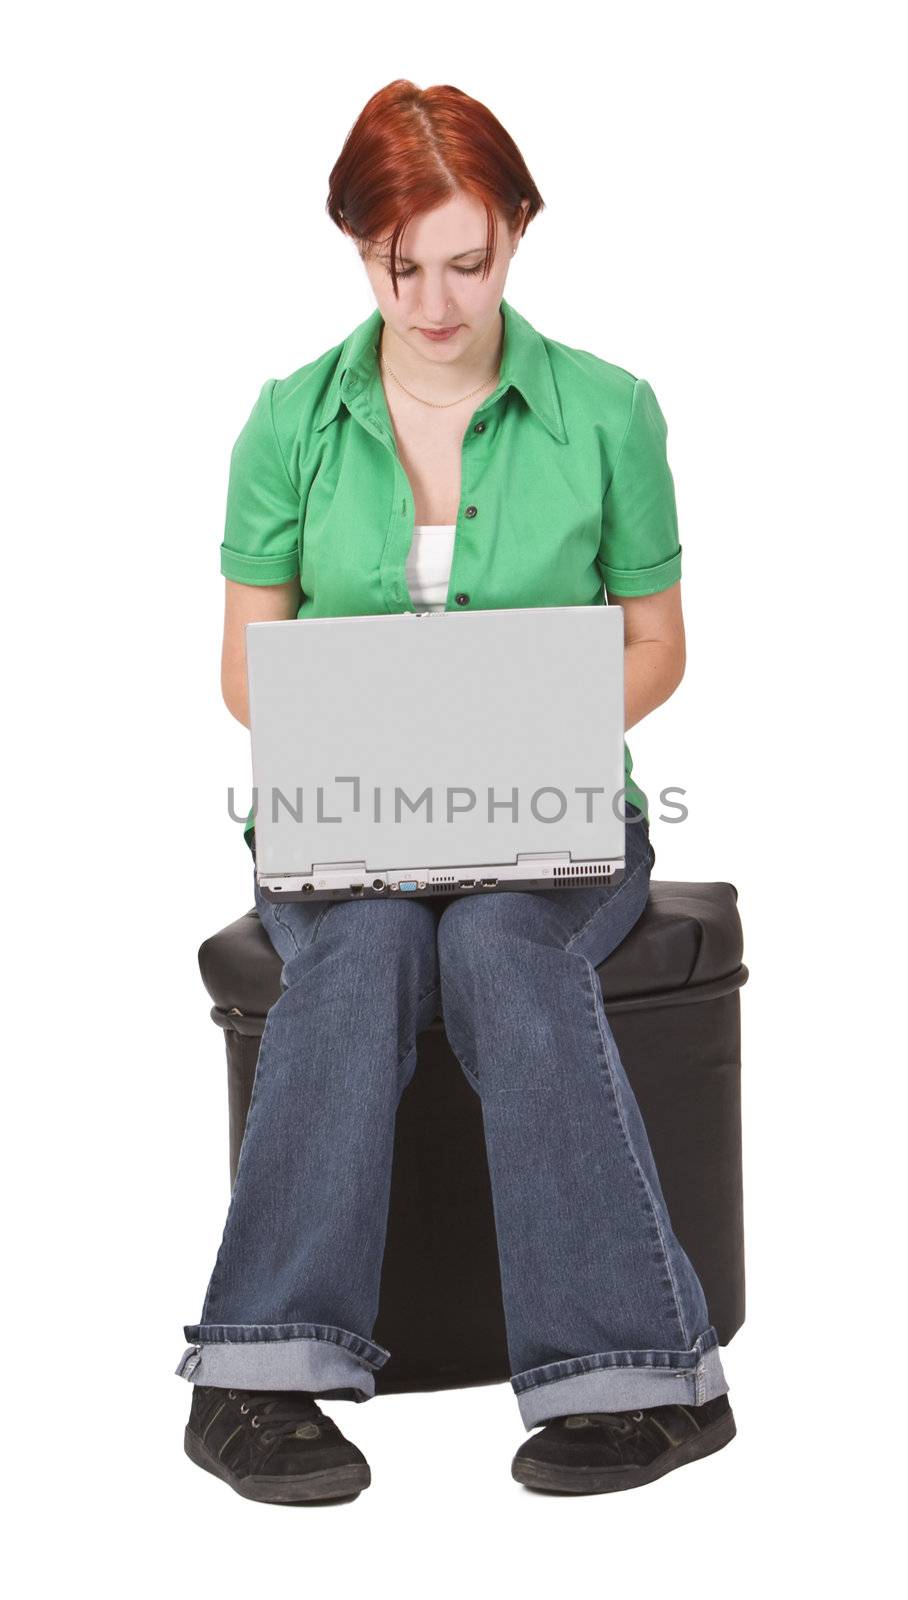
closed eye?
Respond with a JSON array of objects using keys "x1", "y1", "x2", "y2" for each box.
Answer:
[{"x1": 392, "y1": 263, "x2": 485, "y2": 279}]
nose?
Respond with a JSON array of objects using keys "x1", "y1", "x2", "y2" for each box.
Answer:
[{"x1": 418, "y1": 280, "x2": 457, "y2": 325}]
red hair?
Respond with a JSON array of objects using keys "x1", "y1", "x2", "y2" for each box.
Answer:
[{"x1": 326, "y1": 79, "x2": 545, "y2": 297}]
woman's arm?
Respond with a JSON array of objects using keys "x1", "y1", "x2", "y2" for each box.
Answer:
[
  {"x1": 607, "y1": 581, "x2": 686, "y2": 733},
  {"x1": 221, "y1": 575, "x2": 302, "y2": 728}
]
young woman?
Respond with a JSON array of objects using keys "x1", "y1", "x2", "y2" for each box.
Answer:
[{"x1": 176, "y1": 78, "x2": 736, "y2": 1503}]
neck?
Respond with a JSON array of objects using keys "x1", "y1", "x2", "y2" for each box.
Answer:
[{"x1": 378, "y1": 310, "x2": 504, "y2": 404}]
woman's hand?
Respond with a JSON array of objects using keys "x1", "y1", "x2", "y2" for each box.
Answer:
[
  {"x1": 221, "y1": 575, "x2": 302, "y2": 727},
  {"x1": 607, "y1": 581, "x2": 686, "y2": 732}
]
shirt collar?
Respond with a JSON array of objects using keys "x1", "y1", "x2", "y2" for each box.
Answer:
[{"x1": 314, "y1": 296, "x2": 568, "y2": 442}]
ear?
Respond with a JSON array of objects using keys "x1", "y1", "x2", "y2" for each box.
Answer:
[{"x1": 511, "y1": 198, "x2": 531, "y2": 248}]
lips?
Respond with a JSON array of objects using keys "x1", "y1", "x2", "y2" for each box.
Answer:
[{"x1": 419, "y1": 325, "x2": 461, "y2": 339}]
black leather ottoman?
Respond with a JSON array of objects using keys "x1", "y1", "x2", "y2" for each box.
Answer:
[{"x1": 198, "y1": 881, "x2": 749, "y2": 1396}]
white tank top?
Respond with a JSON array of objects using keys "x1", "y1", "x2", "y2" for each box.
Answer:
[{"x1": 405, "y1": 523, "x2": 457, "y2": 611}]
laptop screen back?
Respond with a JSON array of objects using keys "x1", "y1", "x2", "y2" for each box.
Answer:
[{"x1": 246, "y1": 605, "x2": 625, "y2": 877}]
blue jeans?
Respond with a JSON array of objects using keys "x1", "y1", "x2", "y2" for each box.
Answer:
[{"x1": 176, "y1": 805, "x2": 729, "y2": 1429}]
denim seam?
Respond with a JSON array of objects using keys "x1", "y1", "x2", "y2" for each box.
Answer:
[
  {"x1": 511, "y1": 1330, "x2": 718, "y2": 1392},
  {"x1": 446, "y1": 1021, "x2": 479, "y2": 1087},
  {"x1": 198, "y1": 1005, "x2": 282, "y2": 1322},
  {"x1": 308, "y1": 903, "x2": 335, "y2": 944},
  {"x1": 452, "y1": 1047, "x2": 479, "y2": 1087},
  {"x1": 583, "y1": 955, "x2": 691, "y2": 1349},
  {"x1": 437, "y1": 965, "x2": 480, "y2": 1086},
  {"x1": 511, "y1": 1344, "x2": 712, "y2": 1393},
  {"x1": 563, "y1": 849, "x2": 651, "y2": 954},
  {"x1": 513, "y1": 1357, "x2": 697, "y2": 1392},
  {"x1": 397, "y1": 982, "x2": 441, "y2": 1068},
  {"x1": 256, "y1": 868, "x2": 333, "y2": 954},
  {"x1": 458, "y1": 1053, "x2": 479, "y2": 1087},
  {"x1": 184, "y1": 1324, "x2": 390, "y2": 1371},
  {"x1": 269, "y1": 898, "x2": 334, "y2": 953},
  {"x1": 268, "y1": 900, "x2": 304, "y2": 957}
]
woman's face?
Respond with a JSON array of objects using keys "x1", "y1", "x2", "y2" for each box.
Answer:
[{"x1": 359, "y1": 190, "x2": 527, "y2": 366}]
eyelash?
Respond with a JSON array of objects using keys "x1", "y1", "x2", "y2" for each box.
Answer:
[{"x1": 391, "y1": 263, "x2": 485, "y2": 279}]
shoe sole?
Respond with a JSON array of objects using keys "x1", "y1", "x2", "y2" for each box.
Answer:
[
  {"x1": 184, "y1": 1424, "x2": 371, "y2": 1504},
  {"x1": 511, "y1": 1409, "x2": 737, "y2": 1495}
]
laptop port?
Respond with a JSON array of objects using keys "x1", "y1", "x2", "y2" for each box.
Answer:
[
  {"x1": 372, "y1": 878, "x2": 386, "y2": 891},
  {"x1": 301, "y1": 883, "x2": 314, "y2": 893},
  {"x1": 480, "y1": 878, "x2": 498, "y2": 887},
  {"x1": 349, "y1": 883, "x2": 364, "y2": 893},
  {"x1": 398, "y1": 881, "x2": 418, "y2": 892},
  {"x1": 458, "y1": 879, "x2": 475, "y2": 888}
]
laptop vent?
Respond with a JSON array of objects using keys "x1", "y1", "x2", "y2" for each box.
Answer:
[
  {"x1": 553, "y1": 865, "x2": 614, "y2": 885},
  {"x1": 430, "y1": 875, "x2": 457, "y2": 885}
]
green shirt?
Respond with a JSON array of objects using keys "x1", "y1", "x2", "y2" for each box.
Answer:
[{"x1": 222, "y1": 297, "x2": 682, "y2": 837}]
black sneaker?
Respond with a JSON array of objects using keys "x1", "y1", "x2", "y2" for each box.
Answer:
[
  {"x1": 184, "y1": 1384, "x2": 371, "y2": 1503},
  {"x1": 511, "y1": 1393, "x2": 736, "y2": 1495}
]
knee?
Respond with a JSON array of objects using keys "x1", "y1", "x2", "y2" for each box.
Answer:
[
  {"x1": 437, "y1": 892, "x2": 532, "y2": 977},
  {"x1": 330, "y1": 894, "x2": 437, "y2": 948},
  {"x1": 280, "y1": 894, "x2": 437, "y2": 984}
]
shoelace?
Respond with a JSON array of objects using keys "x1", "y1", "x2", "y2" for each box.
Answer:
[
  {"x1": 227, "y1": 1389, "x2": 325, "y2": 1441},
  {"x1": 565, "y1": 1408, "x2": 647, "y2": 1433}
]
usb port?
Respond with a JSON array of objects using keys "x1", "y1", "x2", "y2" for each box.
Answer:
[
  {"x1": 480, "y1": 878, "x2": 498, "y2": 887},
  {"x1": 459, "y1": 879, "x2": 475, "y2": 888}
]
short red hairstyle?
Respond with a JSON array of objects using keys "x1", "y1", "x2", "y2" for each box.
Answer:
[{"x1": 326, "y1": 79, "x2": 545, "y2": 297}]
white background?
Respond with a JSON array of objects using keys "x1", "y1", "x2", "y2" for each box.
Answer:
[{"x1": 5, "y1": 0, "x2": 903, "y2": 1589}]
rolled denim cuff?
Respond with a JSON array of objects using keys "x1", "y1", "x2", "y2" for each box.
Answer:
[
  {"x1": 512, "y1": 1330, "x2": 728, "y2": 1430},
  {"x1": 175, "y1": 1320, "x2": 391, "y2": 1402}
]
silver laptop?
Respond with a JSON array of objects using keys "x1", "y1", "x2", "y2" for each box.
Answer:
[{"x1": 245, "y1": 604, "x2": 626, "y2": 903}]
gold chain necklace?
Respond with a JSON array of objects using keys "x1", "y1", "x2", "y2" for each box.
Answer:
[{"x1": 380, "y1": 354, "x2": 499, "y2": 410}]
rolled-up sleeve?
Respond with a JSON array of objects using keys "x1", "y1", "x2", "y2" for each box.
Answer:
[
  {"x1": 219, "y1": 378, "x2": 301, "y2": 585},
  {"x1": 597, "y1": 377, "x2": 682, "y2": 596}
]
